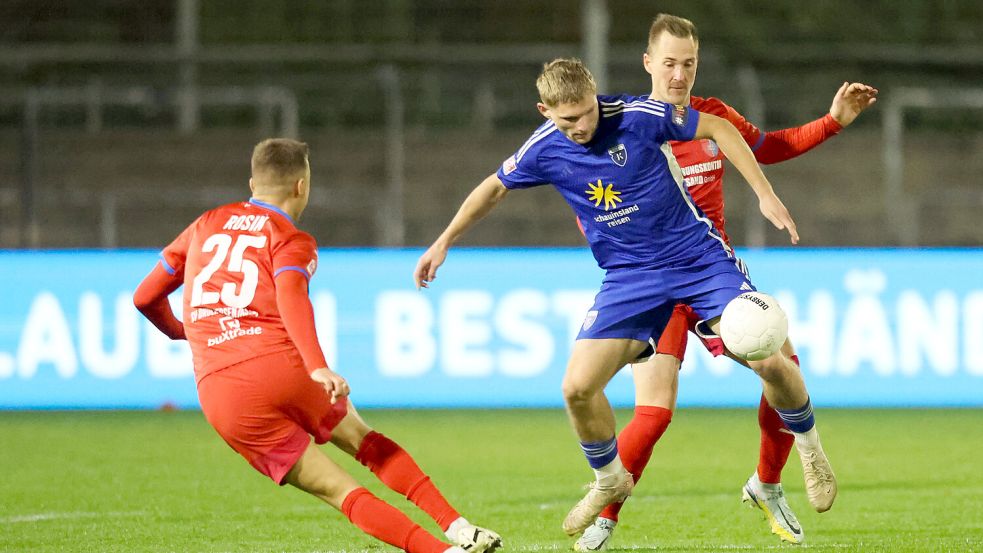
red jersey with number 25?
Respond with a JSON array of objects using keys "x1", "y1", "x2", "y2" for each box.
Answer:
[
  {"x1": 669, "y1": 96, "x2": 763, "y2": 246},
  {"x1": 160, "y1": 199, "x2": 318, "y2": 382}
]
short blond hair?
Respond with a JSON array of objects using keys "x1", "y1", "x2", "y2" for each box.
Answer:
[
  {"x1": 251, "y1": 138, "x2": 309, "y2": 189},
  {"x1": 647, "y1": 13, "x2": 699, "y2": 51},
  {"x1": 536, "y1": 58, "x2": 597, "y2": 107}
]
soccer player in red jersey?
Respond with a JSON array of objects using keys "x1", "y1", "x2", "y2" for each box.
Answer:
[
  {"x1": 133, "y1": 138, "x2": 501, "y2": 553},
  {"x1": 575, "y1": 15, "x2": 877, "y2": 550}
]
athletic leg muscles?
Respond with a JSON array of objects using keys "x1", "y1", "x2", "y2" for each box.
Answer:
[
  {"x1": 708, "y1": 318, "x2": 807, "y2": 410},
  {"x1": 329, "y1": 401, "x2": 374, "y2": 456},
  {"x1": 284, "y1": 441, "x2": 361, "y2": 509},
  {"x1": 711, "y1": 320, "x2": 835, "y2": 511},
  {"x1": 632, "y1": 353, "x2": 680, "y2": 410},
  {"x1": 562, "y1": 338, "x2": 648, "y2": 442}
]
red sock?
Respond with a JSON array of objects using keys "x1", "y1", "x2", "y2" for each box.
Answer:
[
  {"x1": 757, "y1": 354, "x2": 798, "y2": 484},
  {"x1": 356, "y1": 431, "x2": 460, "y2": 531},
  {"x1": 599, "y1": 405, "x2": 673, "y2": 521},
  {"x1": 342, "y1": 487, "x2": 449, "y2": 553}
]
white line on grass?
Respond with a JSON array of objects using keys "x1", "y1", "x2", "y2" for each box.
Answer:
[{"x1": 1, "y1": 510, "x2": 146, "y2": 523}]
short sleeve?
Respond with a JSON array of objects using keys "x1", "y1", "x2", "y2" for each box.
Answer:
[
  {"x1": 659, "y1": 102, "x2": 700, "y2": 142},
  {"x1": 273, "y1": 232, "x2": 318, "y2": 281},
  {"x1": 496, "y1": 124, "x2": 554, "y2": 190},
  {"x1": 620, "y1": 98, "x2": 701, "y2": 145}
]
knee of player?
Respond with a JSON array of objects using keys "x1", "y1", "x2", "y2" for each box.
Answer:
[
  {"x1": 747, "y1": 353, "x2": 791, "y2": 379},
  {"x1": 561, "y1": 377, "x2": 595, "y2": 404}
]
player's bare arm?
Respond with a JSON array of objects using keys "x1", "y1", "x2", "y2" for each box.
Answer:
[
  {"x1": 694, "y1": 112, "x2": 799, "y2": 244},
  {"x1": 414, "y1": 173, "x2": 510, "y2": 289},
  {"x1": 829, "y1": 82, "x2": 878, "y2": 127}
]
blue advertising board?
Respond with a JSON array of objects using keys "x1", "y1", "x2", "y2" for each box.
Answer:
[{"x1": 1, "y1": 248, "x2": 981, "y2": 409}]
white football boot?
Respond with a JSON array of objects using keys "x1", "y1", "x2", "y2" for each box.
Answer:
[
  {"x1": 562, "y1": 470, "x2": 633, "y2": 536},
  {"x1": 794, "y1": 430, "x2": 837, "y2": 512},
  {"x1": 742, "y1": 474, "x2": 804, "y2": 544},
  {"x1": 573, "y1": 517, "x2": 617, "y2": 551},
  {"x1": 446, "y1": 519, "x2": 502, "y2": 553}
]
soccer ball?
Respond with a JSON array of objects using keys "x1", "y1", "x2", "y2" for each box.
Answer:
[{"x1": 719, "y1": 292, "x2": 788, "y2": 361}]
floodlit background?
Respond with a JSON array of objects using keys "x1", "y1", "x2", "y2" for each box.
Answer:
[{"x1": 2, "y1": 0, "x2": 981, "y2": 249}]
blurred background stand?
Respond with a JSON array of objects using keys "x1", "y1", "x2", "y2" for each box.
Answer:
[{"x1": 0, "y1": 0, "x2": 980, "y2": 248}]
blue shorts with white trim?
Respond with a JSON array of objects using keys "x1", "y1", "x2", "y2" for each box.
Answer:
[{"x1": 577, "y1": 250, "x2": 755, "y2": 345}]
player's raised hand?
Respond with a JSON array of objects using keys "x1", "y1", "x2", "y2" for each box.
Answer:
[
  {"x1": 829, "y1": 82, "x2": 878, "y2": 127},
  {"x1": 309, "y1": 368, "x2": 350, "y2": 404},
  {"x1": 758, "y1": 193, "x2": 799, "y2": 244},
  {"x1": 414, "y1": 244, "x2": 448, "y2": 289}
]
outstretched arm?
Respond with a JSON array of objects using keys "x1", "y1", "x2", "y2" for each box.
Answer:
[
  {"x1": 755, "y1": 82, "x2": 878, "y2": 165},
  {"x1": 414, "y1": 173, "x2": 510, "y2": 289},
  {"x1": 695, "y1": 112, "x2": 799, "y2": 244},
  {"x1": 829, "y1": 81, "x2": 878, "y2": 127},
  {"x1": 133, "y1": 263, "x2": 186, "y2": 340}
]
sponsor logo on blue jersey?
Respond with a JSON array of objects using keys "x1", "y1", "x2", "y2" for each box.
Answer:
[{"x1": 586, "y1": 179, "x2": 623, "y2": 211}]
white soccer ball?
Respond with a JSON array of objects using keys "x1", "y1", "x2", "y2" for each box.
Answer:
[{"x1": 719, "y1": 292, "x2": 788, "y2": 361}]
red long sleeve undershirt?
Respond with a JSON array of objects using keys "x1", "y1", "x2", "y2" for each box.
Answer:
[
  {"x1": 133, "y1": 263, "x2": 186, "y2": 340},
  {"x1": 275, "y1": 269, "x2": 328, "y2": 373},
  {"x1": 753, "y1": 113, "x2": 843, "y2": 165}
]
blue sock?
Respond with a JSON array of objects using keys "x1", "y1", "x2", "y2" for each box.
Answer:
[
  {"x1": 580, "y1": 437, "x2": 618, "y2": 469},
  {"x1": 776, "y1": 398, "x2": 815, "y2": 434}
]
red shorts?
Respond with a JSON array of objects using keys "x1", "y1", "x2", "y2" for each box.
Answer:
[
  {"x1": 197, "y1": 349, "x2": 348, "y2": 485},
  {"x1": 654, "y1": 304, "x2": 726, "y2": 361}
]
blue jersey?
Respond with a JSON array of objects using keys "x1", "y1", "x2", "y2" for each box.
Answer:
[{"x1": 497, "y1": 94, "x2": 731, "y2": 271}]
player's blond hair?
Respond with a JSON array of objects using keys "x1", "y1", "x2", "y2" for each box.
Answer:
[
  {"x1": 251, "y1": 138, "x2": 309, "y2": 190},
  {"x1": 647, "y1": 13, "x2": 699, "y2": 51},
  {"x1": 536, "y1": 58, "x2": 597, "y2": 107}
]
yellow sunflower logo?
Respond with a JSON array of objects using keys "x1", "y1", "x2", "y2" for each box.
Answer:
[{"x1": 586, "y1": 179, "x2": 623, "y2": 211}]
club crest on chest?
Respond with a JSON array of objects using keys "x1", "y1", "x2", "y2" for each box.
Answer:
[{"x1": 607, "y1": 143, "x2": 627, "y2": 167}]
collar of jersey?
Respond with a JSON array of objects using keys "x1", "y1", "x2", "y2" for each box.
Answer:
[{"x1": 247, "y1": 197, "x2": 294, "y2": 224}]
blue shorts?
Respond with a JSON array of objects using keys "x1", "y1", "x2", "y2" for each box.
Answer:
[{"x1": 577, "y1": 252, "x2": 755, "y2": 345}]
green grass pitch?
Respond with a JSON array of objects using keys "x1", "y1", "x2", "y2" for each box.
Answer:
[{"x1": 2, "y1": 408, "x2": 982, "y2": 552}]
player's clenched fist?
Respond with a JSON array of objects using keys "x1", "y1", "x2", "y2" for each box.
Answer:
[{"x1": 309, "y1": 368, "x2": 350, "y2": 404}]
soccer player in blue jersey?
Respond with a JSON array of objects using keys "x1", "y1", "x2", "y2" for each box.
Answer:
[
  {"x1": 574, "y1": 15, "x2": 872, "y2": 550},
  {"x1": 413, "y1": 58, "x2": 834, "y2": 539}
]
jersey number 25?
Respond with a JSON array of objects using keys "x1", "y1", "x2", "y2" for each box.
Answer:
[{"x1": 190, "y1": 233, "x2": 268, "y2": 309}]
